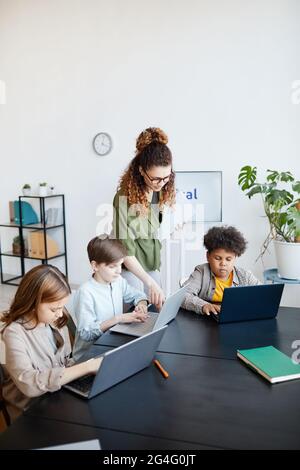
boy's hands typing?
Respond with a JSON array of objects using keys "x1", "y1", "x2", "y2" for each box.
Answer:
[
  {"x1": 134, "y1": 300, "x2": 148, "y2": 316},
  {"x1": 118, "y1": 310, "x2": 148, "y2": 324},
  {"x1": 202, "y1": 303, "x2": 221, "y2": 316}
]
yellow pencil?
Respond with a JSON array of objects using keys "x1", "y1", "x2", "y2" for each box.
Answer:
[{"x1": 153, "y1": 359, "x2": 169, "y2": 379}]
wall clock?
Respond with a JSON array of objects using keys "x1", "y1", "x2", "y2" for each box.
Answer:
[{"x1": 93, "y1": 132, "x2": 113, "y2": 156}]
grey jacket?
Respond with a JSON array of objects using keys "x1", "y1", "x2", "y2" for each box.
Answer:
[{"x1": 182, "y1": 263, "x2": 261, "y2": 314}]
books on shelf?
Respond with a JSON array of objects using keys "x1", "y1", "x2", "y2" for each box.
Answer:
[
  {"x1": 45, "y1": 207, "x2": 63, "y2": 226},
  {"x1": 237, "y1": 346, "x2": 300, "y2": 384},
  {"x1": 28, "y1": 231, "x2": 59, "y2": 259},
  {"x1": 8, "y1": 201, "x2": 63, "y2": 226}
]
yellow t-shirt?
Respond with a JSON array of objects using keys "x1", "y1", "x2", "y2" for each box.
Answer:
[{"x1": 212, "y1": 271, "x2": 233, "y2": 303}]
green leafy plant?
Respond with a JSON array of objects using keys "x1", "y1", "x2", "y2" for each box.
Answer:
[
  {"x1": 238, "y1": 166, "x2": 300, "y2": 258},
  {"x1": 39, "y1": 182, "x2": 47, "y2": 187},
  {"x1": 22, "y1": 184, "x2": 31, "y2": 189}
]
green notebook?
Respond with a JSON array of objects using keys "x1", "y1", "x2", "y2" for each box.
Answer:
[{"x1": 237, "y1": 346, "x2": 300, "y2": 384}]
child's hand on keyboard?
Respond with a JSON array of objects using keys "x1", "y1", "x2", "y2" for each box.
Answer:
[
  {"x1": 86, "y1": 356, "x2": 103, "y2": 375},
  {"x1": 202, "y1": 303, "x2": 221, "y2": 316},
  {"x1": 134, "y1": 300, "x2": 148, "y2": 317},
  {"x1": 120, "y1": 311, "x2": 148, "y2": 323}
]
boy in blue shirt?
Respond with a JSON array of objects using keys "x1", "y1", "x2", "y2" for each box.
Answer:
[{"x1": 73, "y1": 235, "x2": 148, "y2": 360}]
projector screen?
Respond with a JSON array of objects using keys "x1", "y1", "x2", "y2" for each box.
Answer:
[{"x1": 175, "y1": 171, "x2": 222, "y2": 222}]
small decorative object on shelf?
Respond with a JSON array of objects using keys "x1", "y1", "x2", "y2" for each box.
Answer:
[
  {"x1": 22, "y1": 184, "x2": 31, "y2": 196},
  {"x1": 49, "y1": 185, "x2": 55, "y2": 195},
  {"x1": 39, "y1": 182, "x2": 48, "y2": 196},
  {"x1": 12, "y1": 235, "x2": 28, "y2": 256},
  {"x1": 0, "y1": 194, "x2": 68, "y2": 286}
]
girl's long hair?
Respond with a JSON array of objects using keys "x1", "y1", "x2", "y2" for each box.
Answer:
[{"x1": 1, "y1": 265, "x2": 71, "y2": 331}]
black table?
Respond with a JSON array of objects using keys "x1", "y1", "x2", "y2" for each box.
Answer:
[
  {"x1": 1, "y1": 307, "x2": 300, "y2": 450},
  {"x1": 0, "y1": 415, "x2": 208, "y2": 450},
  {"x1": 96, "y1": 307, "x2": 300, "y2": 360},
  {"x1": 23, "y1": 351, "x2": 300, "y2": 450}
]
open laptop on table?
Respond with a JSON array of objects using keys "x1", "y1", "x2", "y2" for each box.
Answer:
[
  {"x1": 64, "y1": 326, "x2": 167, "y2": 399},
  {"x1": 110, "y1": 284, "x2": 188, "y2": 337},
  {"x1": 212, "y1": 283, "x2": 284, "y2": 324}
]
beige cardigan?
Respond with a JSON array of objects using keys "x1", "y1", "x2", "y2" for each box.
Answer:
[{"x1": 1, "y1": 321, "x2": 73, "y2": 421}]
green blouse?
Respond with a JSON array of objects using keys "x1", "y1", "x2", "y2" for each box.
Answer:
[{"x1": 112, "y1": 190, "x2": 163, "y2": 272}]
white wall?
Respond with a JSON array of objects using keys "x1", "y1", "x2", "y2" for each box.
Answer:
[{"x1": 0, "y1": 0, "x2": 299, "y2": 305}]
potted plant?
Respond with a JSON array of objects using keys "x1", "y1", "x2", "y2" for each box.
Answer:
[
  {"x1": 22, "y1": 184, "x2": 31, "y2": 196},
  {"x1": 39, "y1": 182, "x2": 48, "y2": 197},
  {"x1": 12, "y1": 235, "x2": 28, "y2": 256},
  {"x1": 49, "y1": 185, "x2": 55, "y2": 195},
  {"x1": 238, "y1": 166, "x2": 300, "y2": 279}
]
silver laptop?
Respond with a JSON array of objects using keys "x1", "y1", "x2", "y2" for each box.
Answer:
[
  {"x1": 110, "y1": 284, "x2": 189, "y2": 337},
  {"x1": 64, "y1": 326, "x2": 167, "y2": 399}
]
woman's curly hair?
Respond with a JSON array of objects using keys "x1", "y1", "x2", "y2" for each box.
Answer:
[
  {"x1": 118, "y1": 127, "x2": 176, "y2": 214},
  {"x1": 204, "y1": 226, "x2": 247, "y2": 257}
]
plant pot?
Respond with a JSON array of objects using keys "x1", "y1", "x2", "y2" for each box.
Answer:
[
  {"x1": 39, "y1": 186, "x2": 48, "y2": 197},
  {"x1": 22, "y1": 188, "x2": 31, "y2": 196},
  {"x1": 12, "y1": 242, "x2": 28, "y2": 256},
  {"x1": 274, "y1": 240, "x2": 300, "y2": 280}
]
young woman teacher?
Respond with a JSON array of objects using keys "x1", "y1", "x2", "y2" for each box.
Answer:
[{"x1": 113, "y1": 127, "x2": 175, "y2": 309}]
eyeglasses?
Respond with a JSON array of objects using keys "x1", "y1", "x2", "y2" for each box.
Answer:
[{"x1": 144, "y1": 169, "x2": 172, "y2": 184}]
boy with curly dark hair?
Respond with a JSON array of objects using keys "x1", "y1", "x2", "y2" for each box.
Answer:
[{"x1": 182, "y1": 226, "x2": 261, "y2": 316}]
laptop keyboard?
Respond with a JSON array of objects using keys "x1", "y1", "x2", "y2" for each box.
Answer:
[
  {"x1": 115, "y1": 312, "x2": 158, "y2": 335},
  {"x1": 130, "y1": 314, "x2": 157, "y2": 334},
  {"x1": 67, "y1": 374, "x2": 94, "y2": 394}
]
